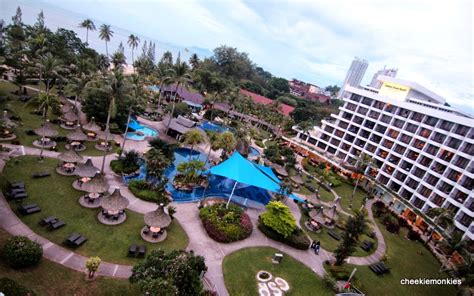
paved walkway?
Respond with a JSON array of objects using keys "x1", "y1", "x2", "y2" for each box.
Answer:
[{"x1": 0, "y1": 140, "x2": 387, "y2": 296}]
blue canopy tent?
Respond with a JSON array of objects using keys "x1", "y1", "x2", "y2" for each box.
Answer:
[{"x1": 208, "y1": 152, "x2": 305, "y2": 207}]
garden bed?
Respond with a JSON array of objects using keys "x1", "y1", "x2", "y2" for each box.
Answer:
[
  {"x1": 199, "y1": 204, "x2": 252, "y2": 243},
  {"x1": 128, "y1": 180, "x2": 170, "y2": 205},
  {"x1": 258, "y1": 219, "x2": 310, "y2": 250}
]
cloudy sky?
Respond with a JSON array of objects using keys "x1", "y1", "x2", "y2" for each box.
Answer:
[{"x1": 4, "y1": 0, "x2": 473, "y2": 113}]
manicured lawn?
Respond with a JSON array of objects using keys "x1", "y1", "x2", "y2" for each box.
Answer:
[
  {"x1": 223, "y1": 247, "x2": 333, "y2": 296},
  {"x1": 0, "y1": 228, "x2": 139, "y2": 296},
  {"x1": 2, "y1": 156, "x2": 189, "y2": 265},
  {"x1": 326, "y1": 218, "x2": 457, "y2": 296},
  {"x1": 299, "y1": 175, "x2": 334, "y2": 203},
  {"x1": 332, "y1": 182, "x2": 366, "y2": 212}
]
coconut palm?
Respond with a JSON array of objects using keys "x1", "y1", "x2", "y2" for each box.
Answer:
[
  {"x1": 219, "y1": 131, "x2": 237, "y2": 158},
  {"x1": 426, "y1": 207, "x2": 455, "y2": 233},
  {"x1": 177, "y1": 159, "x2": 206, "y2": 183},
  {"x1": 182, "y1": 129, "x2": 205, "y2": 159},
  {"x1": 146, "y1": 148, "x2": 169, "y2": 182},
  {"x1": 205, "y1": 131, "x2": 222, "y2": 164},
  {"x1": 127, "y1": 34, "x2": 140, "y2": 73},
  {"x1": 163, "y1": 60, "x2": 192, "y2": 134},
  {"x1": 34, "y1": 53, "x2": 63, "y2": 94},
  {"x1": 350, "y1": 152, "x2": 377, "y2": 209},
  {"x1": 189, "y1": 53, "x2": 200, "y2": 70},
  {"x1": 68, "y1": 73, "x2": 89, "y2": 109},
  {"x1": 99, "y1": 24, "x2": 113, "y2": 57},
  {"x1": 78, "y1": 19, "x2": 96, "y2": 44}
]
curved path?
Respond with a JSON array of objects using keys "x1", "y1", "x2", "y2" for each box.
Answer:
[{"x1": 0, "y1": 142, "x2": 386, "y2": 296}]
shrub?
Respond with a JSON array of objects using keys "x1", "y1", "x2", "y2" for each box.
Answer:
[
  {"x1": 1, "y1": 236, "x2": 42, "y2": 269},
  {"x1": 386, "y1": 221, "x2": 400, "y2": 234},
  {"x1": 199, "y1": 204, "x2": 252, "y2": 243},
  {"x1": 129, "y1": 180, "x2": 169, "y2": 204},
  {"x1": 327, "y1": 265, "x2": 351, "y2": 280},
  {"x1": 255, "y1": 140, "x2": 264, "y2": 148},
  {"x1": 258, "y1": 220, "x2": 310, "y2": 250},
  {"x1": 0, "y1": 277, "x2": 36, "y2": 296},
  {"x1": 407, "y1": 230, "x2": 421, "y2": 241},
  {"x1": 260, "y1": 201, "x2": 297, "y2": 238},
  {"x1": 398, "y1": 217, "x2": 409, "y2": 228}
]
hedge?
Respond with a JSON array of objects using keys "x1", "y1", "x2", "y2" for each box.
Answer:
[
  {"x1": 1, "y1": 236, "x2": 42, "y2": 269},
  {"x1": 128, "y1": 180, "x2": 169, "y2": 205},
  {"x1": 258, "y1": 220, "x2": 310, "y2": 250}
]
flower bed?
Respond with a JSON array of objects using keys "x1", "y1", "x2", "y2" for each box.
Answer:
[{"x1": 199, "y1": 204, "x2": 253, "y2": 243}]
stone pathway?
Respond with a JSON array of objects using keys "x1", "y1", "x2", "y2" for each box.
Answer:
[{"x1": 0, "y1": 141, "x2": 387, "y2": 296}]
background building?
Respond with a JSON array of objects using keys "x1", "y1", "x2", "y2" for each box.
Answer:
[
  {"x1": 293, "y1": 75, "x2": 473, "y2": 239},
  {"x1": 338, "y1": 57, "x2": 369, "y2": 98},
  {"x1": 370, "y1": 67, "x2": 398, "y2": 89},
  {"x1": 288, "y1": 79, "x2": 331, "y2": 104}
]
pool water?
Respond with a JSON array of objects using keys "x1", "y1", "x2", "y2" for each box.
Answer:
[
  {"x1": 248, "y1": 146, "x2": 260, "y2": 157},
  {"x1": 198, "y1": 121, "x2": 232, "y2": 133},
  {"x1": 126, "y1": 120, "x2": 159, "y2": 140},
  {"x1": 125, "y1": 147, "x2": 272, "y2": 205}
]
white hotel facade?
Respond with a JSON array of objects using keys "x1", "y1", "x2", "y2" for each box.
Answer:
[{"x1": 294, "y1": 76, "x2": 473, "y2": 239}]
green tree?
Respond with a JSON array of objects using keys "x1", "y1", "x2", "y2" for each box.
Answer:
[
  {"x1": 34, "y1": 53, "x2": 64, "y2": 94},
  {"x1": 177, "y1": 159, "x2": 205, "y2": 183},
  {"x1": 127, "y1": 34, "x2": 140, "y2": 73},
  {"x1": 148, "y1": 138, "x2": 177, "y2": 161},
  {"x1": 78, "y1": 19, "x2": 96, "y2": 44},
  {"x1": 426, "y1": 207, "x2": 454, "y2": 234},
  {"x1": 269, "y1": 77, "x2": 290, "y2": 93},
  {"x1": 219, "y1": 131, "x2": 237, "y2": 158},
  {"x1": 350, "y1": 152, "x2": 377, "y2": 209},
  {"x1": 5, "y1": 6, "x2": 27, "y2": 92},
  {"x1": 189, "y1": 53, "x2": 200, "y2": 70},
  {"x1": 146, "y1": 148, "x2": 170, "y2": 182},
  {"x1": 205, "y1": 131, "x2": 222, "y2": 163},
  {"x1": 182, "y1": 129, "x2": 205, "y2": 159},
  {"x1": 345, "y1": 209, "x2": 369, "y2": 241},
  {"x1": 129, "y1": 249, "x2": 207, "y2": 296},
  {"x1": 85, "y1": 256, "x2": 101, "y2": 278},
  {"x1": 67, "y1": 73, "x2": 89, "y2": 109},
  {"x1": 334, "y1": 231, "x2": 357, "y2": 266},
  {"x1": 260, "y1": 201, "x2": 297, "y2": 238},
  {"x1": 99, "y1": 24, "x2": 113, "y2": 57}
]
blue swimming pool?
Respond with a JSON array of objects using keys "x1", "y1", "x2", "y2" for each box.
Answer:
[
  {"x1": 126, "y1": 120, "x2": 159, "y2": 140},
  {"x1": 248, "y1": 146, "x2": 260, "y2": 157},
  {"x1": 124, "y1": 147, "x2": 272, "y2": 205},
  {"x1": 198, "y1": 121, "x2": 232, "y2": 133}
]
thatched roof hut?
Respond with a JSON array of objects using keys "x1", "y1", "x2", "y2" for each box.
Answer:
[
  {"x1": 66, "y1": 125, "x2": 88, "y2": 142},
  {"x1": 62, "y1": 111, "x2": 79, "y2": 122},
  {"x1": 290, "y1": 174, "x2": 304, "y2": 185},
  {"x1": 101, "y1": 188, "x2": 129, "y2": 211},
  {"x1": 83, "y1": 117, "x2": 101, "y2": 132},
  {"x1": 97, "y1": 128, "x2": 115, "y2": 141},
  {"x1": 144, "y1": 203, "x2": 171, "y2": 228},
  {"x1": 34, "y1": 120, "x2": 58, "y2": 137},
  {"x1": 80, "y1": 173, "x2": 109, "y2": 193},
  {"x1": 75, "y1": 158, "x2": 99, "y2": 177},
  {"x1": 61, "y1": 102, "x2": 74, "y2": 113},
  {"x1": 273, "y1": 165, "x2": 288, "y2": 177},
  {"x1": 57, "y1": 148, "x2": 83, "y2": 163}
]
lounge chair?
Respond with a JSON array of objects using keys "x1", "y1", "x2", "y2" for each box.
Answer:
[
  {"x1": 49, "y1": 221, "x2": 65, "y2": 230},
  {"x1": 74, "y1": 236, "x2": 87, "y2": 247},
  {"x1": 128, "y1": 244, "x2": 137, "y2": 257},
  {"x1": 39, "y1": 216, "x2": 57, "y2": 226},
  {"x1": 138, "y1": 245, "x2": 146, "y2": 258},
  {"x1": 32, "y1": 172, "x2": 51, "y2": 178},
  {"x1": 328, "y1": 230, "x2": 341, "y2": 241},
  {"x1": 10, "y1": 182, "x2": 25, "y2": 189},
  {"x1": 21, "y1": 206, "x2": 41, "y2": 215},
  {"x1": 361, "y1": 240, "x2": 374, "y2": 252},
  {"x1": 65, "y1": 233, "x2": 81, "y2": 245},
  {"x1": 9, "y1": 188, "x2": 26, "y2": 196}
]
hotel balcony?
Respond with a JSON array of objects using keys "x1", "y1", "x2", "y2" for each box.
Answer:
[
  {"x1": 400, "y1": 188, "x2": 413, "y2": 200},
  {"x1": 419, "y1": 156, "x2": 433, "y2": 168},
  {"x1": 406, "y1": 151, "x2": 419, "y2": 161},
  {"x1": 406, "y1": 123, "x2": 418, "y2": 134},
  {"x1": 377, "y1": 150, "x2": 389, "y2": 159},
  {"x1": 373, "y1": 101, "x2": 385, "y2": 110},
  {"x1": 439, "y1": 150, "x2": 454, "y2": 163},
  {"x1": 452, "y1": 190, "x2": 468, "y2": 204},
  {"x1": 375, "y1": 124, "x2": 387, "y2": 134},
  {"x1": 412, "y1": 167, "x2": 426, "y2": 179},
  {"x1": 382, "y1": 139, "x2": 394, "y2": 149},
  {"x1": 393, "y1": 144, "x2": 407, "y2": 155},
  {"x1": 364, "y1": 120, "x2": 376, "y2": 129},
  {"x1": 423, "y1": 116, "x2": 438, "y2": 126},
  {"x1": 410, "y1": 112, "x2": 424, "y2": 123},
  {"x1": 397, "y1": 108, "x2": 410, "y2": 118},
  {"x1": 446, "y1": 170, "x2": 462, "y2": 183},
  {"x1": 437, "y1": 183, "x2": 454, "y2": 195},
  {"x1": 430, "y1": 194, "x2": 445, "y2": 207},
  {"x1": 383, "y1": 165, "x2": 395, "y2": 176},
  {"x1": 400, "y1": 161, "x2": 413, "y2": 172},
  {"x1": 370, "y1": 135, "x2": 382, "y2": 143},
  {"x1": 454, "y1": 124, "x2": 470, "y2": 137},
  {"x1": 424, "y1": 175, "x2": 439, "y2": 186},
  {"x1": 341, "y1": 112, "x2": 353, "y2": 121},
  {"x1": 406, "y1": 179, "x2": 418, "y2": 190},
  {"x1": 393, "y1": 119, "x2": 405, "y2": 128},
  {"x1": 395, "y1": 172, "x2": 407, "y2": 182},
  {"x1": 425, "y1": 145, "x2": 439, "y2": 156},
  {"x1": 461, "y1": 143, "x2": 474, "y2": 155},
  {"x1": 456, "y1": 213, "x2": 472, "y2": 228},
  {"x1": 431, "y1": 133, "x2": 447, "y2": 144},
  {"x1": 353, "y1": 116, "x2": 364, "y2": 125},
  {"x1": 418, "y1": 128, "x2": 432, "y2": 139},
  {"x1": 380, "y1": 115, "x2": 392, "y2": 124},
  {"x1": 346, "y1": 103, "x2": 357, "y2": 111},
  {"x1": 388, "y1": 155, "x2": 400, "y2": 165},
  {"x1": 431, "y1": 163, "x2": 447, "y2": 175},
  {"x1": 413, "y1": 139, "x2": 426, "y2": 150},
  {"x1": 446, "y1": 137, "x2": 462, "y2": 150},
  {"x1": 439, "y1": 121, "x2": 454, "y2": 132},
  {"x1": 418, "y1": 186, "x2": 432, "y2": 199},
  {"x1": 454, "y1": 156, "x2": 469, "y2": 170},
  {"x1": 368, "y1": 111, "x2": 380, "y2": 120},
  {"x1": 387, "y1": 129, "x2": 400, "y2": 139},
  {"x1": 460, "y1": 177, "x2": 473, "y2": 191},
  {"x1": 348, "y1": 126, "x2": 359, "y2": 134}
]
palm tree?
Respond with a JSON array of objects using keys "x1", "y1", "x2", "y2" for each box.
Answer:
[
  {"x1": 177, "y1": 159, "x2": 206, "y2": 183},
  {"x1": 146, "y1": 148, "x2": 168, "y2": 182},
  {"x1": 427, "y1": 207, "x2": 454, "y2": 233},
  {"x1": 78, "y1": 19, "x2": 96, "y2": 44},
  {"x1": 34, "y1": 53, "x2": 63, "y2": 94},
  {"x1": 68, "y1": 73, "x2": 89, "y2": 109},
  {"x1": 164, "y1": 60, "x2": 192, "y2": 134},
  {"x1": 99, "y1": 24, "x2": 113, "y2": 57},
  {"x1": 205, "y1": 131, "x2": 222, "y2": 164},
  {"x1": 120, "y1": 74, "x2": 145, "y2": 157},
  {"x1": 127, "y1": 34, "x2": 140, "y2": 73},
  {"x1": 189, "y1": 53, "x2": 200, "y2": 70},
  {"x1": 349, "y1": 152, "x2": 377, "y2": 209},
  {"x1": 219, "y1": 131, "x2": 237, "y2": 159},
  {"x1": 182, "y1": 129, "x2": 205, "y2": 159}
]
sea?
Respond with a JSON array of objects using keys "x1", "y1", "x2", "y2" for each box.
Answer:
[{"x1": 0, "y1": 0, "x2": 213, "y2": 63}]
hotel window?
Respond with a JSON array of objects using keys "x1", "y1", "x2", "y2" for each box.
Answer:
[
  {"x1": 457, "y1": 213, "x2": 472, "y2": 228},
  {"x1": 373, "y1": 101, "x2": 385, "y2": 110},
  {"x1": 335, "y1": 129, "x2": 344, "y2": 137},
  {"x1": 355, "y1": 139, "x2": 366, "y2": 149},
  {"x1": 412, "y1": 198, "x2": 425, "y2": 209},
  {"x1": 400, "y1": 189, "x2": 413, "y2": 200},
  {"x1": 406, "y1": 178, "x2": 418, "y2": 190},
  {"x1": 418, "y1": 186, "x2": 432, "y2": 198},
  {"x1": 439, "y1": 120, "x2": 454, "y2": 132},
  {"x1": 394, "y1": 144, "x2": 406, "y2": 155},
  {"x1": 368, "y1": 110, "x2": 380, "y2": 120},
  {"x1": 461, "y1": 143, "x2": 474, "y2": 155},
  {"x1": 412, "y1": 166, "x2": 426, "y2": 179},
  {"x1": 317, "y1": 142, "x2": 327, "y2": 150},
  {"x1": 377, "y1": 149, "x2": 388, "y2": 159},
  {"x1": 393, "y1": 119, "x2": 405, "y2": 128},
  {"x1": 411, "y1": 112, "x2": 424, "y2": 122},
  {"x1": 357, "y1": 106, "x2": 368, "y2": 116},
  {"x1": 430, "y1": 194, "x2": 444, "y2": 207},
  {"x1": 353, "y1": 116, "x2": 364, "y2": 124},
  {"x1": 446, "y1": 137, "x2": 461, "y2": 149},
  {"x1": 321, "y1": 134, "x2": 330, "y2": 141},
  {"x1": 406, "y1": 150, "x2": 419, "y2": 161},
  {"x1": 364, "y1": 120, "x2": 375, "y2": 129},
  {"x1": 384, "y1": 104, "x2": 396, "y2": 114},
  {"x1": 308, "y1": 137, "x2": 317, "y2": 145},
  {"x1": 330, "y1": 138, "x2": 341, "y2": 147},
  {"x1": 446, "y1": 202, "x2": 459, "y2": 213},
  {"x1": 395, "y1": 172, "x2": 407, "y2": 182},
  {"x1": 336, "y1": 152, "x2": 347, "y2": 160},
  {"x1": 324, "y1": 126, "x2": 334, "y2": 133},
  {"x1": 338, "y1": 121, "x2": 349, "y2": 129},
  {"x1": 378, "y1": 174, "x2": 389, "y2": 185},
  {"x1": 388, "y1": 154, "x2": 400, "y2": 165},
  {"x1": 344, "y1": 134, "x2": 355, "y2": 142},
  {"x1": 366, "y1": 144, "x2": 376, "y2": 153},
  {"x1": 370, "y1": 134, "x2": 382, "y2": 143},
  {"x1": 446, "y1": 169, "x2": 462, "y2": 183},
  {"x1": 406, "y1": 123, "x2": 418, "y2": 133},
  {"x1": 454, "y1": 124, "x2": 469, "y2": 136},
  {"x1": 382, "y1": 139, "x2": 394, "y2": 149},
  {"x1": 431, "y1": 132, "x2": 446, "y2": 144},
  {"x1": 425, "y1": 174, "x2": 439, "y2": 186},
  {"x1": 380, "y1": 114, "x2": 392, "y2": 124},
  {"x1": 397, "y1": 108, "x2": 410, "y2": 118},
  {"x1": 418, "y1": 128, "x2": 431, "y2": 139},
  {"x1": 389, "y1": 182, "x2": 401, "y2": 192},
  {"x1": 452, "y1": 190, "x2": 468, "y2": 203},
  {"x1": 437, "y1": 181, "x2": 453, "y2": 195},
  {"x1": 423, "y1": 116, "x2": 438, "y2": 126},
  {"x1": 359, "y1": 129, "x2": 370, "y2": 139},
  {"x1": 342, "y1": 112, "x2": 353, "y2": 121},
  {"x1": 350, "y1": 147, "x2": 361, "y2": 156},
  {"x1": 413, "y1": 139, "x2": 426, "y2": 150},
  {"x1": 361, "y1": 97, "x2": 373, "y2": 106},
  {"x1": 346, "y1": 103, "x2": 357, "y2": 111},
  {"x1": 350, "y1": 94, "x2": 362, "y2": 102},
  {"x1": 431, "y1": 162, "x2": 447, "y2": 174},
  {"x1": 439, "y1": 150, "x2": 454, "y2": 162},
  {"x1": 460, "y1": 177, "x2": 473, "y2": 191},
  {"x1": 454, "y1": 156, "x2": 469, "y2": 169},
  {"x1": 348, "y1": 125, "x2": 359, "y2": 134},
  {"x1": 327, "y1": 146, "x2": 337, "y2": 154},
  {"x1": 387, "y1": 129, "x2": 399, "y2": 139},
  {"x1": 419, "y1": 156, "x2": 433, "y2": 168},
  {"x1": 375, "y1": 124, "x2": 387, "y2": 134},
  {"x1": 425, "y1": 144, "x2": 439, "y2": 156},
  {"x1": 399, "y1": 134, "x2": 412, "y2": 144}
]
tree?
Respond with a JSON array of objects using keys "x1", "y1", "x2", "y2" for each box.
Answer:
[
  {"x1": 205, "y1": 131, "x2": 222, "y2": 163},
  {"x1": 166, "y1": 102, "x2": 190, "y2": 117},
  {"x1": 78, "y1": 19, "x2": 96, "y2": 44},
  {"x1": 146, "y1": 148, "x2": 169, "y2": 182},
  {"x1": 99, "y1": 24, "x2": 113, "y2": 57},
  {"x1": 129, "y1": 249, "x2": 207, "y2": 296},
  {"x1": 1, "y1": 236, "x2": 43, "y2": 269},
  {"x1": 127, "y1": 34, "x2": 140, "y2": 73},
  {"x1": 5, "y1": 6, "x2": 27, "y2": 93},
  {"x1": 350, "y1": 152, "x2": 376, "y2": 209},
  {"x1": 219, "y1": 131, "x2": 236, "y2": 158},
  {"x1": 276, "y1": 178, "x2": 293, "y2": 201},
  {"x1": 164, "y1": 59, "x2": 192, "y2": 134},
  {"x1": 427, "y1": 207, "x2": 454, "y2": 233},
  {"x1": 111, "y1": 43, "x2": 126, "y2": 70},
  {"x1": 148, "y1": 138, "x2": 177, "y2": 161},
  {"x1": 345, "y1": 209, "x2": 369, "y2": 241},
  {"x1": 85, "y1": 256, "x2": 101, "y2": 279},
  {"x1": 182, "y1": 129, "x2": 205, "y2": 159},
  {"x1": 189, "y1": 53, "x2": 200, "y2": 70},
  {"x1": 177, "y1": 159, "x2": 206, "y2": 183},
  {"x1": 260, "y1": 201, "x2": 297, "y2": 238},
  {"x1": 334, "y1": 231, "x2": 357, "y2": 266},
  {"x1": 68, "y1": 73, "x2": 89, "y2": 109},
  {"x1": 34, "y1": 53, "x2": 64, "y2": 94},
  {"x1": 269, "y1": 77, "x2": 290, "y2": 93}
]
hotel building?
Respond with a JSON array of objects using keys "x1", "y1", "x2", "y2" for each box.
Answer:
[{"x1": 293, "y1": 76, "x2": 474, "y2": 239}]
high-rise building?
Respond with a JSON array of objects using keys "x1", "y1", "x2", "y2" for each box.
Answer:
[
  {"x1": 370, "y1": 67, "x2": 398, "y2": 89},
  {"x1": 339, "y1": 57, "x2": 369, "y2": 98},
  {"x1": 292, "y1": 75, "x2": 473, "y2": 239}
]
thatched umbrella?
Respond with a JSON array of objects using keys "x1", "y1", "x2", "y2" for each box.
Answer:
[
  {"x1": 62, "y1": 111, "x2": 79, "y2": 122},
  {"x1": 61, "y1": 102, "x2": 74, "y2": 113},
  {"x1": 2, "y1": 110, "x2": 16, "y2": 128},
  {"x1": 290, "y1": 174, "x2": 304, "y2": 185},
  {"x1": 97, "y1": 128, "x2": 115, "y2": 141},
  {"x1": 144, "y1": 203, "x2": 171, "y2": 228},
  {"x1": 66, "y1": 125, "x2": 88, "y2": 142},
  {"x1": 57, "y1": 148, "x2": 83, "y2": 163},
  {"x1": 80, "y1": 172, "x2": 109, "y2": 193},
  {"x1": 83, "y1": 117, "x2": 101, "y2": 132},
  {"x1": 75, "y1": 158, "x2": 99, "y2": 177},
  {"x1": 273, "y1": 165, "x2": 288, "y2": 177},
  {"x1": 34, "y1": 120, "x2": 58, "y2": 137},
  {"x1": 101, "y1": 188, "x2": 129, "y2": 212}
]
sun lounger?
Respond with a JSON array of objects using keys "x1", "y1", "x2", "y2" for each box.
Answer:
[
  {"x1": 74, "y1": 236, "x2": 87, "y2": 247},
  {"x1": 66, "y1": 233, "x2": 81, "y2": 245},
  {"x1": 39, "y1": 216, "x2": 57, "y2": 226},
  {"x1": 128, "y1": 244, "x2": 137, "y2": 257},
  {"x1": 361, "y1": 240, "x2": 374, "y2": 252},
  {"x1": 49, "y1": 221, "x2": 65, "y2": 230},
  {"x1": 138, "y1": 245, "x2": 146, "y2": 258},
  {"x1": 32, "y1": 172, "x2": 51, "y2": 178},
  {"x1": 9, "y1": 188, "x2": 26, "y2": 195},
  {"x1": 369, "y1": 262, "x2": 390, "y2": 275},
  {"x1": 10, "y1": 192, "x2": 28, "y2": 200},
  {"x1": 10, "y1": 182, "x2": 25, "y2": 189},
  {"x1": 328, "y1": 230, "x2": 341, "y2": 241},
  {"x1": 21, "y1": 206, "x2": 41, "y2": 215}
]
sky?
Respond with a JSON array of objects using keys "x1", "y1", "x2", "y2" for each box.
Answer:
[{"x1": 2, "y1": 0, "x2": 473, "y2": 113}]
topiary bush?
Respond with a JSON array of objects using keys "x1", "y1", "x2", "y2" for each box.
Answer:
[
  {"x1": 260, "y1": 201, "x2": 297, "y2": 238},
  {"x1": 1, "y1": 236, "x2": 42, "y2": 269},
  {"x1": 199, "y1": 204, "x2": 252, "y2": 243},
  {"x1": 258, "y1": 219, "x2": 310, "y2": 250},
  {"x1": 0, "y1": 277, "x2": 36, "y2": 296}
]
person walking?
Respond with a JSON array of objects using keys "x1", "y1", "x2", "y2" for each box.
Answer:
[
  {"x1": 314, "y1": 241, "x2": 321, "y2": 255},
  {"x1": 310, "y1": 240, "x2": 317, "y2": 250}
]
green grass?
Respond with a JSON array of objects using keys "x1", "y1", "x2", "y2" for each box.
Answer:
[
  {"x1": 223, "y1": 247, "x2": 333, "y2": 296},
  {"x1": 325, "y1": 218, "x2": 457, "y2": 296},
  {"x1": 299, "y1": 175, "x2": 335, "y2": 203},
  {"x1": 2, "y1": 156, "x2": 189, "y2": 265},
  {"x1": 332, "y1": 182, "x2": 366, "y2": 212},
  {"x1": 0, "y1": 228, "x2": 139, "y2": 296}
]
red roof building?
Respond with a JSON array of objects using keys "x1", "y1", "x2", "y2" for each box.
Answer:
[{"x1": 239, "y1": 89, "x2": 295, "y2": 117}]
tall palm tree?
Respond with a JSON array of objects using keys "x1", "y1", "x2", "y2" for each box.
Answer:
[
  {"x1": 427, "y1": 207, "x2": 454, "y2": 233},
  {"x1": 99, "y1": 24, "x2": 114, "y2": 57},
  {"x1": 164, "y1": 60, "x2": 192, "y2": 134},
  {"x1": 68, "y1": 73, "x2": 89, "y2": 109},
  {"x1": 78, "y1": 19, "x2": 96, "y2": 44},
  {"x1": 350, "y1": 152, "x2": 377, "y2": 209},
  {"x1": 182, "y1": 129, "x2": 205, "y2": 159},
  {"x1": 205, "y1": 131, "x2": 222, "y2": 164},
  {"x1": 34, "y1": 53, "x2": 63, "y2": 94},
  {"x1": 146, "y1": 148, "x2": 168, "y2": 182},
  {"x1": 120, "y1": 74, "x2": 145, "y2": 157},
  {"x1": 127, "y1": 34, "x2": 140, "y2": 73},
  {"x1": 189, "y1": 53, "x2": 200, "y2": 70}
]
